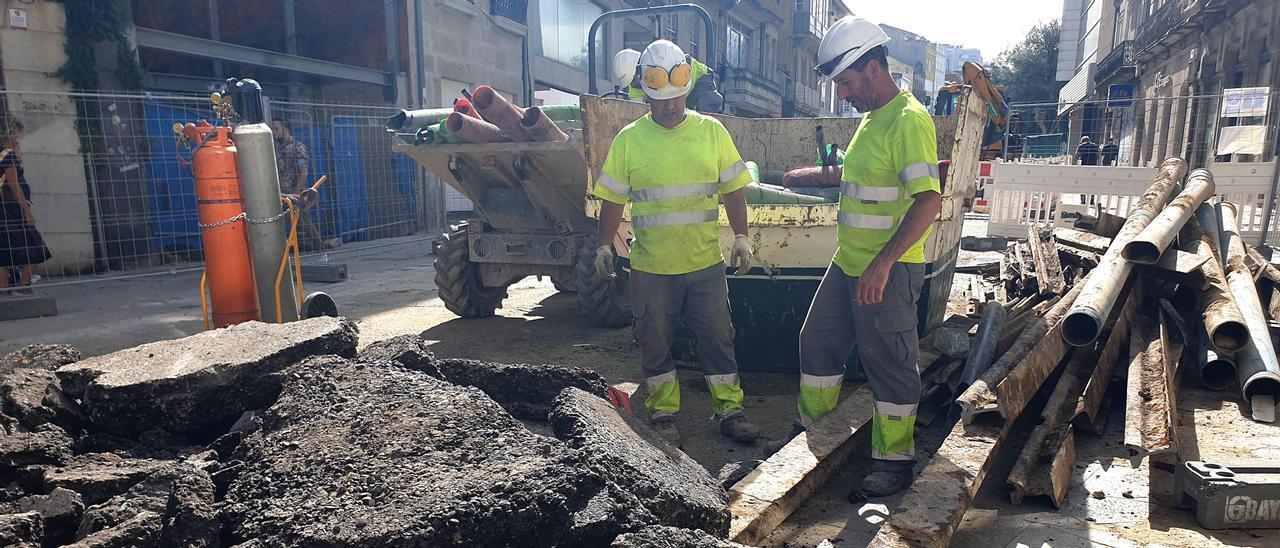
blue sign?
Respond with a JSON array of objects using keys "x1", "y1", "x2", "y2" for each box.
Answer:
[{"x1": 1108, "y1": 84, "x2": 1135, "y2": 107}]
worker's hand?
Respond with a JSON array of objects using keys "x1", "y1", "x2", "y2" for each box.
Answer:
[
  {"x1": 730, "y1": 234, "x2": 754, "y2": 275},
  {"x1": 595, "y1": 245, "x2": 616, "y2": 280},
  {"x1": 856, "y1": 257, "x2": 892, "y2": 306}
]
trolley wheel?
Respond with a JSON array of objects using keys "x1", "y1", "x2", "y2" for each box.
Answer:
[{"x1": 302, "y1": 291, "x2": 339, "y2": 319}]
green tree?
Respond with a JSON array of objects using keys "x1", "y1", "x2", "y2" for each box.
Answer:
[{"x1": 990, "y1": 20, "x2": 1064, "y2": 105}]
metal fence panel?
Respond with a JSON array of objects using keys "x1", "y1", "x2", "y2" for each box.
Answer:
[{"x1": 0, "y1": 89, "x2": 445, "y2": 288}]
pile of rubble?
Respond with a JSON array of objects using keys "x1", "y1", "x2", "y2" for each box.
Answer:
[
  {"x1": 875, "y1": 158, "x2": 1280, "y2": 546},
  {"x1": 1, "y1": 318, "x2": 745, "y2": 547}
]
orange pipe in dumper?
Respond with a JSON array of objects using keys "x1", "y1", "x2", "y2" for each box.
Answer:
[{"x1": 184, "y1": 121, "x2": 260, "y2": 327}]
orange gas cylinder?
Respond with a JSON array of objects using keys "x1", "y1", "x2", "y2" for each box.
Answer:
[{"x1": 184, "y1": 121, "x2": 260, "y2": 327}]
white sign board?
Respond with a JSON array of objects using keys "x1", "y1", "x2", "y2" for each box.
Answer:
[
  {"x1": 1217, "y1": 125, "x2": 1267, "y2": 156},
  {"x1": 8, "y1": 9, "x2": 27, "y2": 30},
  {"x1": 1221, "y1": 87, "x2": 1269, "y2": 118}
]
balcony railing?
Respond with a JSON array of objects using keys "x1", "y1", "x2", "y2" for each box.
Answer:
[
  {"x1": 1094, "y1": 40, "x2": 1135, "y2": 83},
  {"x1": 490, "y1": 0, "x2": 528, "y2": 25},
  {"x1": 1134, "y1": 0, "x2": 1187, "y2": 54}
]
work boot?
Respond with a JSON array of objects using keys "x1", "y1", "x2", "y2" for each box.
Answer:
[
  {"x1": 716, "y1": 412, "x2": 760, "y2": 444},
  {"x1": 650, "y1": 415, "x2": 682, "y2": 447},
  {"x1": 760, "y1": 424, "x2": 805, "y2": 458},
  {"x1": 859, "y1": 467, "x2": 913, "y2": 497}
]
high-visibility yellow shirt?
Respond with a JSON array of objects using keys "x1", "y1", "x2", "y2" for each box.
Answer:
[
  {"x1": 593, "y1": 111, "x2": 753, "y2": 275},
  {"x1": 627, "y1": 57, "x2": 711, "y2": 101},
  {"x1": 834, "y1": 90, "x2": 940, "y2": 277}
]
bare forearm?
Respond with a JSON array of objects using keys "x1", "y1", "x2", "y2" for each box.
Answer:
[
  {"x1": 723, "y1": 189, "x2": 748, "y2": 236},
  {"x1": 873, "y1": 191, "x2": 941, "y2": 265},
  {"x1": 598, "y1": 201, "x2": 625, "y2": 247},
  {"x1": 298, "y1": 167, "x2": 309, "y2": 188}
]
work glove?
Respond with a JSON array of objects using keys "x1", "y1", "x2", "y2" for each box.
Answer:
[
  {"x1": 730, "y1": 234, "x2": 754, "y2": 275},
  {"x1": 595, "y1": 245, "x2": 616, "y2": 280}
]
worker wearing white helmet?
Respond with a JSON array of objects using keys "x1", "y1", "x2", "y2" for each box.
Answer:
[
  {"x1": 592, "y1": 39, "x2": 758, "y2": 446},
  {"x1": 610, "y1": 46, "x2": 723, "y2": 112},
  {"x1": 765, "y1": 16, "x2": 943, "y2": 498}
]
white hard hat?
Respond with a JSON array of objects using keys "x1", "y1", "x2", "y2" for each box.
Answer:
[
  {"x1": 638, "y1": 40, "x2": 692, "y2": 100},
  {"x1": 815, "y1": 16, "x2": 890, "y2": 78},
  {"x1": 612, "y1": 49, "x2": 641, "y2": 88}
]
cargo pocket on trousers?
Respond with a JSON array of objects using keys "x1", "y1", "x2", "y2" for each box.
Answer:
[{"x1": 873, "y1": 308, "x2": 915, "y2": 367}]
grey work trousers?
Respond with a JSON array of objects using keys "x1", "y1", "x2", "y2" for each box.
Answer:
[
  {"x1": 797, "y1": 262, "x2": 923, "y2": 466},
  {"x1": 631, "y1": 262, "x2": 744, "y2": 418}
]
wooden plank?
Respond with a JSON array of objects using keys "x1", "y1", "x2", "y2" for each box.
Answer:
[
  {"x1": 1246, "y1": 247, "x2": 1280, "y2": 284},
  {"x1": 958, "y1": 277, "x2": 1086, "y2": 423},
  {"x1": 727, "y1": 386, "x2": 875, "y2": 545},
  {"x1": 1028, "y1": 225, "x2": 1066, "y2": 295},
  {"x1": 1048, "y1": 425, "x2": 1078, "y2": 508},
  {"x1": 1122, "y1": 308, "x2": 1179, "y2": 458},
  {"x1": 1053, "y1": 227, "x2": 1112, "y2": 255},
  {"x1": 1075, "y1": 291, "x2": 1138, "y2": 429},
  {"x1": 868, "y1": 419, "x2": 1006, "y2": 548},
  {"x1": 1007, "y1": 346, "x2": 1094, "y2": 506}
]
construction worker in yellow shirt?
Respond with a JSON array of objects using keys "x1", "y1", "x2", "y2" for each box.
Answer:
[
  {"x1": 611, "y1": 48, "x2": 724, "y2": 113},
  {"x1": 764, "y1": 17, "x2": 943, "y2": 497},
  {"x1": 593, "y1": 40, "x2": 759, "y2": 446}
]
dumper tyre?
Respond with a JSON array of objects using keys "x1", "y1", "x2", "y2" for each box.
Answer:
[
  {"x1": 434, "y1": 225, "x2": 506, "y2": 318},
  {"x1": 552, "y1": 276, "x2": 577, "y2": 293},
  {"x1": 575, "y1": 245, "x2": 631, "y2": 328}
]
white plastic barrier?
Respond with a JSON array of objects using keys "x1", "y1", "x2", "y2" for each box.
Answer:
[{"x1": 984, "y1": 161, "x2": 1278, "y2": 241}]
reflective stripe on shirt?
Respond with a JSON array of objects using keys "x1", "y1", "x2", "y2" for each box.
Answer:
[
  {"x1": 597, "y1": 172, "x2": 631, "y2": 196},
  {"x1": 631, "y1": 182, "x2": 718, "y2": 202},
  {"x1": 837, "y1": 210, "x2": 894, "y2": 230},
  {"x1": 841, "y1": 182, "x2": 902, "y2": 202},
  {"x1": 897, "y1": 162, "x2": 939, "y2": 185},
  {"x1": 633, "y1": 209, "x2": 719, "y2": 228},
  {"x1": 719, "y1": 160, "x2": 748, "y2": 183}
]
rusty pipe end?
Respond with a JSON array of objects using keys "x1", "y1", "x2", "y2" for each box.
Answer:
[
  {"x1": 1243, "y1": 370, "x2": 1280, "y2": 400},
  {"x1": 520, "y1": 106, "x2": 542, "y2": 128},
  {"x1": 472, "y1": 85, "x2": 497, "y2": 110},
  {"x1": 1122, "y1": 241, "x2": 1162, "y2": 264},
  {"x1": 445, "y1": 112, "x2": 464, "y2": 133},
  {"x1": 1159, "y1": 157, "x2": 1188, "y2": 173},
  {"x1": 1210, "y1": 321, "x2": 1250, "y2": 353},
  {"x1": 1062, "y1": 309, "x2": 1101, "y2": 347},
  {"x1": 1201, "y1": 356, "x2": 1237, "y2": 391}
]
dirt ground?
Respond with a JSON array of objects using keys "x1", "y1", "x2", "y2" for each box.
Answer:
[{"x1": 2, "y1": 233, "x2": 1278, "y2": 547}]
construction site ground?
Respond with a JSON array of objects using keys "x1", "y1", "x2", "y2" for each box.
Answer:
[{"x1": 1, "y1": 230, "x2": 1277, "y2": 547}]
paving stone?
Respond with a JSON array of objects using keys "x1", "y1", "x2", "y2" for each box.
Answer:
[{"x1": 57, "y1": 317, "x2": 358, "y2": 439}]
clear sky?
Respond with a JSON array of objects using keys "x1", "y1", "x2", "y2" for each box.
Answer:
[{"x1": 839, "y1": 0, "x2": 1065, "y2": 62}]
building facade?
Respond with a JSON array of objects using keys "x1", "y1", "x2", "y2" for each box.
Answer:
[{"x1": 1058, "y1": 0, "x2": 1278, "y2": 167}]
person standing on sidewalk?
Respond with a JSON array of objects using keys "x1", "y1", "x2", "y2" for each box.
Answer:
[
  {"x1": 764, "y1": 17, "x2": 942, "y2": 497},
  {"x1": 592, "y1": 40, "x2": 760, "y2": 447},
  {"x1": 272, "y1": 119, "x2": 337, "y2": 251}
]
